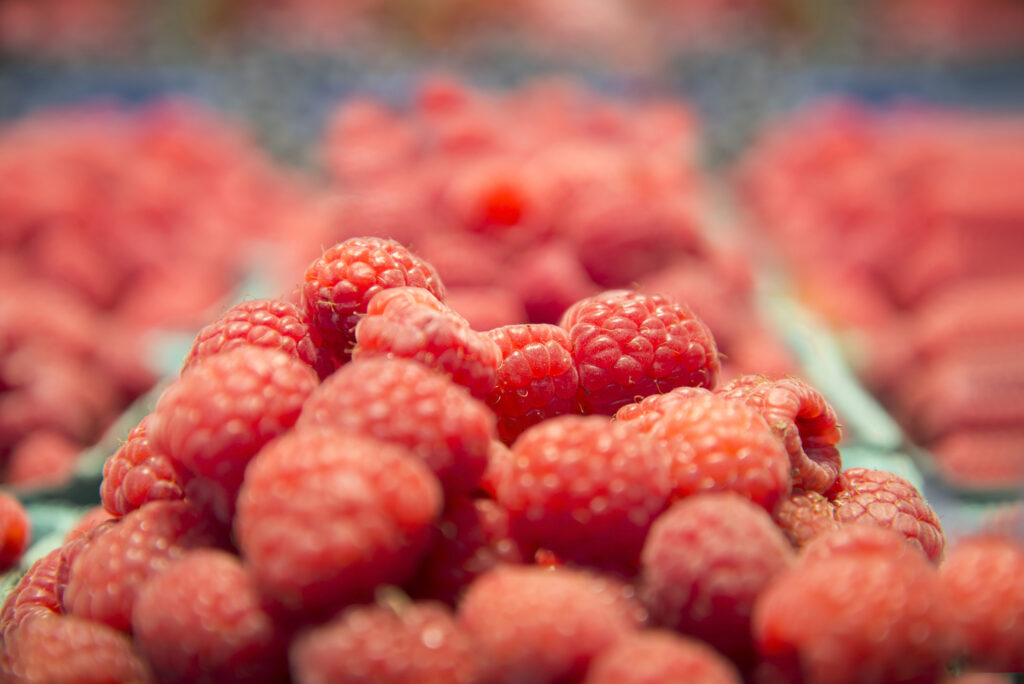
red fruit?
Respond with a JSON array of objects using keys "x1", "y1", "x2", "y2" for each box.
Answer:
[
  {"x1": 132, "y1": 550, "x2": 289, "y2": 684},
  {"x1": 613, "y1": 385, "x2": 712, "y2": 435},
  {"x1": 492, "y1": 415, "x2": 671, "y2": 573},
  {"x1": 458, "y1": 565, "x2": 644, "y2": 684},
  {"x1": 234, "y1": 427, "x2": 442, "y2": 619},
  {"x1": 445, "y1": 286, "x2": 527, "y2": 332},
  {"x1": 56, "y1": 515, "x2": 118, "y2": 612},
  {"x1": 510, "y1": 241, "x2": 599, "y2": 325},
  {"x1": 797, "y1": 523, "x2": 931, "y2": 566},
  {"x1": 63, "y1": 505, "x2": 113, "y2": 544},
  {"x1": 298, "y1": 357, "x2": 495, "y2": 496},
  {"x1": 940, "y1": 535, "x2": 1024, "y2": 673},
  {"x1": 5, "y1": 429, "x2": 80, "y2": 489},
  {"x1": 291, "y1": 600, "x2": 481, "y2": 684},
  {"x1": 301, "y1": 236, "x2": 446, "y2": 363},
  {"x1": 100, "y1": 416, "x2": 185, "y2": 517},
  {"x1": 149, "y1": 347, "x2": 318, "y2": 524},
  {"x1": 718, "y1": 375, "x2": 842, "y2": 493},
  {"x1": 0, "y1": 548, "x2": 61, "y2": 645},
  {"x1": 585, "y1": 630, "x2": 742, "y2": 684},
  {"x1": 353, "y1": 286, "x2": 502, "y2": 398},
  {"x1": 485, "y1": 323, "x2": 582, "y2": 444},
  {"x1": 63, "y1": 500, "x2": 227, "y2": 632},
  {"x1": 640, "y1": 493, "x2": 794, "y2": 666},
  {"x1": 773, "y1": 489, "x2": 841, "y2": 549},
  {"x1": 0, "y1": 491, "x2": 30, "y2": 573},
  {"x1": 559, "y1": 290, "x2": 719, "y2": 415}
]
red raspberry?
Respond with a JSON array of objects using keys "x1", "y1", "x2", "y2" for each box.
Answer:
[
  {"x1": 353, "y1": 286, "x2": 502, "y2": 398},
  {"x1": 773, "y1": 489, "x2": 841, "y2": 549},
  {"x1": 149, "y1": 346, "x2": 318, "y2": 524},
  {"x1": 5, "y1": 429, "x2": 80, "y2": 489},
  {"x1": 0, "y1": 491, "x2": 30, "y2": 573},
  {"x1": 940, "y1": 535, "x2": 1024, "y2": 673},
  {"x1": 234, "y1": 427, "x2": 442, "y2": 619},
  {"x1": 718, "y1": 375, "x2": 843, "y2": 493},
  {"x1": 510, "y1": 241, "x2": 600, "y2": 325},
  {"x1": 444, "y1": 286, "x2": 527, "y2": 332},
  {"x1": 559, "y1": 290, "x2": 719, "y2": 415},
  {"x1": 830, "y1": 467, "x2": 945, "y2": 562},
  {"x1": 56, "y1": 514, "x2": 118, "y2": 613},
  {"x1": 182, "y1": 297, "x2": 329, "y2": 378},
  {"x1": 798, "y1": 523, "x2": 932, "y2": 566},
  {"x1": 485, "y1": 323, "x2": 582, "y2": 444},
  {"x1": 63, "y1": 501, "x2": 227, "y2": 632},
  {"x1": 640, "y1": 493, "x2": 794, "y2": 666},
  {"x1": 100, "y1": 416, "x2": 185, "y2": 517},
  {"x1": 585, "y1": 630, "x2": 742, "y2": 684},
  {"x1": 291, "y1": 600, "x2": 481, "y2": 684},
  {"x1": 132, "y1": 549, "x2": 289, "y2": 684},
  {"x1": 492, "y1": 415, "x2": 671, "y2": 574},
  {"x1": 479, "y1": 438, "x2": 512, "y2": 498},
  {"x1": 63, "y1": 505, "x2": 113, "y2": 544},
  {"x1": 458, "y1": 565, "x2": 644, "y2": 684},
  {"x1": 298, "y1": 357, "x2": 495, "y2": 497},
  {"x1": 0, "y1": 548, "x2": 61, "y2": 646},
  {"x1": 301, "y1": 236, "x2": 446, "y2": 364}
]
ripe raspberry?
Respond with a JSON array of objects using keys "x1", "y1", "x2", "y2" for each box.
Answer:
[
  {"x1": 101, "y1": 416, "x2": 185, "y2": 517},
  {"x1": 291, "y1": 600, "x2": 481, "y2": 684},
  {"x1": 298, "y1": 357, "x2": 495, "y2": 496},
  {"x1": 63, "y1": 505, "x2": 113, "y2": 544},
  {"x1": 940, "y1": 535, "x2": 1024, "y2": 673},
  {"x1": 56, "y1": 514, "x2": 118, "y2": 612},
  {"x1": 182, "y1": 297, "x2": 329, "y2": 378},
  {"x1": 718, "y1": 375, "x2": 842, "y2": 493},
  {"x1": 830, "y1": 467, "x2": 945, "y2": 562},
  {"x1": 132, "y1": 549, "x2": 289, "y2": 684},
  {"x1": 797, "y1": 523, "x2": 931, "y2": 566},
  {"x1": 458, "y1": 565, "x2": 644, "y2": 684},
  {"x1": 479, "y1": 439, "x2": 512, "y2": 498},
  {"x1": 353, "y1": 286, "x2": 502, "y2": 398},
  {"x1": 640, "y1": 493, "x2": 794, "y2": 666},
  {"x1": 613, "y1": 385, "x2": 712, "y2": 435},
  {"x1": 585, "y1": 630, "x2": 742, "y2": 684},
  {"x1": 773, "y1": 489, "x2": 840, "y2": 549},
  {"x1": 493, "y1": 415, "x2": 671, "y2": 573},
  {"x1": 445, "y1": 287, "x2": 527, "y2": 332},
  {"x1": 5, "y1": 429, "x2": 80, "y2": 489},
  {"x1": 301, "y1": 236, "x2": 446, "y2": 363},
  {"x1": 234, "y1": 427, "x2": 442, "y2": 619},
  {"x1": 510, "y1": 241, "x2": 600, "y2": 325},
  {"x1": 486, "y1": 323, "x2": 582, "y2": 444},
  {"x1": 149, "y1": 346, "x2": 318, "y2": 524},
  {"x1": 63, "y1": 501, "x2": 227, "y2": 632},
  {"x1": 0, "y1": 491, "x2": 30, "y2": 573},
  {"x1": 0, "y1": 548, "x2": 61, "y2": 645},
  {"x1": 559, "y1": 290, "x2": 719, "y2": 415},
  {"x1": 646, "y1": 391, "x2": 792, "y2": 512}
]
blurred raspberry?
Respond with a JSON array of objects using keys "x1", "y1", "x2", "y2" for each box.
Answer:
[
  {"x1": 63, "y1": 505, "x2": 113, "y2": 544},
  {"x1": 56, "y1": 514, "x2": 117, "y2": 612},
  {"x1": 773, "y1": 489, "x2": 841, "y2": 549},
  {"x1": 0, "y1": 548, "x2": 61, "y2": 646},
  {"x1": 444, "y1": 287, "x2": 527, "y2": 331},
  {"x1": 0, "y1": 491, "x2": 30, "y2": 573},
  {"x1": 585, "y1": 630, "x2": 742, "y2": 684},
  {"x1": 412, "y1": 231, "x2": 508, "y2": 289},
  {"x1": 510, "y1": 241, "x2": 599, "y2": 324},
  {"x1": 101, "y1": 416, "x2": 186, "y2": 517},
  {"x1": 5, "y1": 429, "x2": 80, "y2": 490},
  {"x1": 931, "y1": 430, "x2": 1024, "y2": 491},
  {"x1": 797, "y1": 523, "x2": 932, "y2": 566},
  {"x1": 479, "y1": 439, "x2": 512, "y2": 498}
]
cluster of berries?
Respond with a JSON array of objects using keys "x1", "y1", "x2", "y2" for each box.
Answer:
[{"x1": 2, "y1": 236, "x2": 1020, "y2": 683}]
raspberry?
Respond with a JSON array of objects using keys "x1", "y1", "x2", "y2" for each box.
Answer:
[
  {"x1": 492, "y1": 415, "x2": 671, "y2": 573},
  {"x1": 56, "y1": 514, "x2": 118, "y2": 612},
  {"x1": 457, "y1": 565, "x2": 644, "y2": 684},
  {"x1": 63, "y1": 501, "x2": 227, "y2": 632},
  {"x1": 485, "y1": 323, "x2": 582, "y2": 444},
  {"x1": 0, "y1": 491, "x2": 30, "y2": 573},
  {"x1": 234, "y1": 427, "x2": 442, "y2": 619},
  {"x1": 613, "y1": 385, "x2": 712, "y2": 435},
  {"x1": 0, "y1": 548, "x2": 61, "y2": 645},
  {"x1": 797, "y1": 523, "x2": 930, "y2": 566},
  {"x1": 940, "y1": 535, "x2": 1024, "y2": 673},
  {"x1": 149, "y1": 346, "x2": 318, "y2": 524},
  {"x1": 298, "y1": 357, "x2": 495, "y2": 497},
  {"x1": 291, "y1": 600, "x2": 481, "y2": 684},
  {"x1": 479, "y1": 438, "x2": 512, "y2": 498},
  {"x1": 445, "y1": 286, "x2": 527, "y2": 332},
  {"x1": 559, "y1": 290, "x2": 719, "y2": 415},
  {"x1": 301, "y1": 236, "x2": 446, "y2": 363},
  {"x1": 132, "y1": 549, "x2": 289, "y2": 684},
  {"x1": 585, "y1": 630, "x2": 742, "y2": 684},
  {"x1": 510, "y1": 241, "x2": 599, "y2": 325},
  {"x1": 5, "y1": 429, "x2": 80, "y2": 489},
  {"x1": 718, "y1": 375, "x2": 843, "y2": 493},
  {"x1": 773, "y1": 489, "x2": 841, "y2": 549},
  {"x1": 353, "y1": 286, "x2": 502, "y2": 399},
  {"x1": 182, "y1": 297, "x2": 329, "y2": 378},
  {"x1": 63, "y1": 505, "x2": 113, "y2": 544},
  {"x1": 830, "y1": 467, "x2": 945, "y2": 562},
  {"x1": 640, "y1": 493, "x2": 794, "y2": 666},
  {"x1": 100, "y1": 416, "x2": 185, "y2": 517}
]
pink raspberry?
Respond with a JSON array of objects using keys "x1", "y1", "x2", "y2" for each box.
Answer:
[
  {"x1": 640, "y1": 493, "x2": 794, "y2": 666},
  {"x1": 298, "y1": 357, "x2": 495, "y2": 497},
  {"x1": 492, "y1": 415, "x2": 671, "y2": 574},
  {"x1": 291, "y1": 600, "x2": 481, "y2": 684},
  {"x1": 132, "y1": 549, "x2": 289, "y2": 684},
  {"x1": 718, "y1": 375, "x2": 843, "y2": 493},
  {"x1": 510, "y1": 241, "x2": 599, "y2": 325},
  {"x1": 458, "y1": 565, "x2": 644, "y2": 684},
  {"x1": 613, "y1": 385, "x2": 712, "y2": 435},
  {"x1": 773, "y1": 489, "x2": 841, "y2": 549},
  {"x1": 301, "y1": 236, "x2": 446, "y2": 364},
  {"x1": 0, "y1": 548, "x2": 61, "y2": 646},
  {"x1": 559, "y1": 290, "x2": 719, "y2": 415},
  {"x1": 56, "y1": 514, "x2": 118, "y2": 612},
  {"x1": 353, "y1": 286, "x2": 502, "y2": 398},
  {"x1": 444, "y1": 286, "x2": 527, "y2": 332},
  {"x1": 63, "y1": 505, "x2": 113, "y2": 544},
  {"x1": 5, "y1": 429, "x2": 80, "y2": 489},
  {"x1": 797, "y1": 523, "x2": 933, "y2": 566},
  {"x1": 0, "y1": 491, "x2": 30, "y2": 573},
  {"x1": 149, "y1": 346, "x2": 318, "y2": 524},
  {"x1": 585, "y1": 630, "x2": 742, "y2": 684},
  {"x1": 100, "y1": 416, "x2": 185, "y2": 517},
  {"x1": 234, "y1": 427, "x2": 442, "y2": 619},
  {"x1": 485, "y1": 323, "x2": 582, "y2": 444}
]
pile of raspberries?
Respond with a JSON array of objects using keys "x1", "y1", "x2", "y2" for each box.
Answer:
[{"x1": 2, "y1": 236, "x2": 1021, "y2": 683}]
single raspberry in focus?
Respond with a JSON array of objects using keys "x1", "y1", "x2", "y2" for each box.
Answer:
[
  {"x1": 234, "y1": 427, "x2": 442, "y2": 619},
  {"x1": 100, "y1": 416, "x2": 185, "y2": 517},
  {"x1": 291, "y1": 599, "x2": 481, "y2": 684},
  {"x1": 301, "y1": 236, "x2": 446, "y2": 364},
  {"x1": 298, "y1": 357, "x2": 495, "y2": 497},
  {"x1": 559, "y1": 290, "x2": 719, "y2": 415},
  {"x1": 584, "y1": 630, "x2": 742, "y2": 684},
  {"x1": 485, "y1": 323, "x2": 582, "y2": 444},
  {"x1": 773, "y1": 489, "x2": 841, "y2": 550},
  {"x1": 640, "y1": 493, "x2": 794, "y2": 666},
  {"x1": 0, "y1": 491, "x2": 30, "y2": 573}
]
